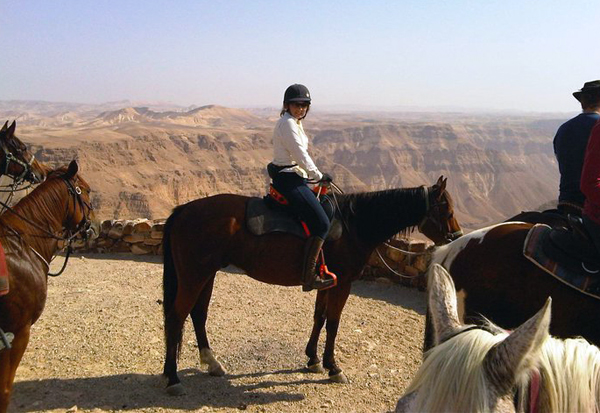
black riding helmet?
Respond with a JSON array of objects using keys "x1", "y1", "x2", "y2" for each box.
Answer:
[{"x1": 284, "y1": 84, "x2": 311, "y2": 104}]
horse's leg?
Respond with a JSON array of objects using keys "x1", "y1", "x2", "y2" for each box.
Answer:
[
  {"x1": 305, "y1": 290, "x2": 328, "y2": 373},
  {"x1": 0, "y1": 348, "x2": 10, "y2": 413},
  {"x1": 163, "y1": 275, "x2": 206, "y2": 396},
  {"x1": 322, "y1": 281, "x2": 352, "y2": 383},
  {"x1": 0, "y1": 325, "x2": 30, "y2": 413},
  {"x1": 190, "y1": 275, "x2": 226, "y2": 377}
]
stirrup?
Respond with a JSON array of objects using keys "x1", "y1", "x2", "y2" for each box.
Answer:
[
  {"x1": 302, "y1": 276, "x2": 336, "y2": 292},
  {"x1": 302, "y1": 259, "x2": 338, "y2": 292}
]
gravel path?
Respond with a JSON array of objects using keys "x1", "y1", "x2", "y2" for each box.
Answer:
[{"x1": 9, "y1": 253, "x2": 426, "y2": 413}]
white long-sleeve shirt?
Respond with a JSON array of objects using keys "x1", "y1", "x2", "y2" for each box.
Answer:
[{"x1": 272, "y1": 112, "x2": 323, "y2": 181}]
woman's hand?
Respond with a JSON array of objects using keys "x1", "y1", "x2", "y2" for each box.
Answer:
[{"x1": 320, "y1": 173, "x2": 334, "y2": 183}]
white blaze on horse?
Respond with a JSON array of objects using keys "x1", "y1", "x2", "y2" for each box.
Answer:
[{"x1": 396, "y1": 264, "x2": 600, "y2": 413}]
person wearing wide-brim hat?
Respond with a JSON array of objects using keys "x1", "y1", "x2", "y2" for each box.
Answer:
[{"x1": 553, "y1": 80, "x2": 600, "y2": 216}]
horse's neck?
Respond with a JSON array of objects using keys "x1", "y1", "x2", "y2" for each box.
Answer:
[
  {"x1": 0, "y1": 185, "x2": 67, "y2": 260},
  {"x1": 347, "y1": 188, "x2": 426, "y2": 247}
]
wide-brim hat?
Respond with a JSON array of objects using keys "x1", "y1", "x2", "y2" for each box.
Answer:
[{"x1": 573, "y1": 80, "x2": 600, "y2": 101}]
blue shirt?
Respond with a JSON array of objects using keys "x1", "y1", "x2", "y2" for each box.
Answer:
[{"x1": 553, "y1": 112, "x2": 600, "y2": 205}]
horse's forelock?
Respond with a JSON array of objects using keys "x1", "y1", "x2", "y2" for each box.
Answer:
[{"x1": 405, "y1": 329, "x2": 508, "y2": 412}]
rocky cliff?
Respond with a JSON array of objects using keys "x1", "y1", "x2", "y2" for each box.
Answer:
[{"x1": 0, "y1": 101, "x2": 565, "y2": 229}]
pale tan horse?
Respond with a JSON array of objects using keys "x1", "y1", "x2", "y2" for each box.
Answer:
[{"x1": 396, "y1": 264, "x2": 600, "y2": 412}]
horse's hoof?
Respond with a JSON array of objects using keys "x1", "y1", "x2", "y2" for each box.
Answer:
[
  {"x1": 329, "y1": 372, "x2": 349, "y2": 384},
  {"x1": 307, "y1": 362, "x2": 325, "y2": 373},
  {"x1": 166, "y1": 383, "x2": 186, "y2": 396},
  {"x1": 208, "y1": 364, "x2": 226, "y2": 376}
]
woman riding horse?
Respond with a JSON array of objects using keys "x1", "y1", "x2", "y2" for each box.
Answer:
[{"x1": 269, "y1": 84, "x2": 335, "y2": 291}]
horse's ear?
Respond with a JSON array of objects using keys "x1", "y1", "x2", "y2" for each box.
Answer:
[
  {"x1": 64, "y1": 160, "x2": 79, "y2": 179},
  {"x1": 427, "y1": 264, "x2": 462, "y2": 344},
  {"x1": 483, "y1": 297, "x2": 551, "y2": 394},
  {"x1": 0, "y1": 121, "x2": 8, "y2": 133},
  {"x1": 7, "y1": 121, "x2": 16, "y2": 138}
]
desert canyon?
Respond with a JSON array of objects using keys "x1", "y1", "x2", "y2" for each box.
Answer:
[{"x1": 0, "y1": 100, "x2": 565, "y2": 230}]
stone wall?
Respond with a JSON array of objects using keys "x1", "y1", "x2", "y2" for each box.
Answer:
[
  {"x1": 69, "y1": 219, "x2": 165, "y2": 255},
  {"x1": 70, "y1": 219, "x2": 432, "y2": 289}
]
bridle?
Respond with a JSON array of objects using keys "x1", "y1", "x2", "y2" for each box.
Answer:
[
  {"x1": 418, "y1": 186, "x2": 463, "y2": 243},
  {"x1": 0, "y1": 139, "x2": 40, "y2": 214},
  {"x1": 0, "y1": 139, "x2": 39, "y2": 185},
  {"x1": 0, "y1": 174, "x2": 94, "y2": 276}
]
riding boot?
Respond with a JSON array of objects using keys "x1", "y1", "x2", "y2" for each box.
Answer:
[{"x1": 302, "y1": 236, "x2": 335, "y2": 292}]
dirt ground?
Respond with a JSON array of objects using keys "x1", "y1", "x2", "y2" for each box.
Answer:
[{"x1": 9, "y1": 253, "x2": 426, "y2": 413}]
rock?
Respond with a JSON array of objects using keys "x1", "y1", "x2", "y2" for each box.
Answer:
[
  {"x1": 385, "y1": 247, "x2": 404, "y2": 263},
  {"x1": 96, "y1": 238, "x2": 114, "y2": 248},
  {"x1": 150, "y1": 231, "x2": 163, "y2": 240},
  {"x1": 123, "y1": 221, "x2": 136, "y2": 236},
  {"x1": 143, "y1": 238, "x2": 162, "y2": 246},
  {"x1": 409, "y1": 241, "x2": 427, "y2": 253},
  {"x1": 404, "y1": 265, "x2": 419, "y2": 277},
  {"x1": 123, "y1": 234, "x2": 145, "y2": 244},
  {"x1": 108, "y1": 221, "x2": 125, "y2": 239},
  {"x1": 99, "y1": 220, "x2": 114, "y2": 237},
  {"x1": 133, "y1": 221, "x2": 152, "y2": 233},
  {"x1": 151, "y1": 222, "x2": 165, "y2": 232},
  {"x1": 131, "y1": 244, "x2": 153, "y2": 255}
]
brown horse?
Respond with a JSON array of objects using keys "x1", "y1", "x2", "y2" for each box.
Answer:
[
  {"x1": 0, "y1": 121, "x2": 49, "y2": 184},
  {"x1": 423, "y1": 221, "x2": 600, "y2": 351},
  {"x1": 162, "y1": 176, "x2": 462, "y2": 395},
  {"x1": 0, "y1": 160, "x2": 97, "y2": 413}
]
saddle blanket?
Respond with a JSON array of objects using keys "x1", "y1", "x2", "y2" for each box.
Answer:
[
  {"x1": 0, "y1": 240, "x2": 7, "y2": 296},
  {"x1": 246, "y1": 197, "x2": 341, "y2": 241},
  {"x1": 523, "y1": 224, "x2": 600, "y2": 300}
]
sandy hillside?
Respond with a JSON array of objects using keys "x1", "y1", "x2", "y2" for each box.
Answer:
[{"x1": 9, "y1": 254, "x2": 426, "y2": 413}]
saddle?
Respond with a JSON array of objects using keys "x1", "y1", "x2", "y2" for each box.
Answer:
[
  {"x1": 246, "y1": 185, "x2": 342, "y2": 241},
  {"x1": 524, "y1": 220, "x2": 600, "y2": 299}
]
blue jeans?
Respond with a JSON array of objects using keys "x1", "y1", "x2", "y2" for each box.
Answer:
[{"x1": 272, "y1": 172, "x2": 330, "y2": 239}]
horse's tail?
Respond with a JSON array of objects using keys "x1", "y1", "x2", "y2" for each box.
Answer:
[{"x1": 163, "y1": 204, "x2": 186, "y2": 356}]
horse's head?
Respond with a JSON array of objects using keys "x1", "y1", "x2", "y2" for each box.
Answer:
[
  {"x1": 395, "y1": 264, "x2": 551, "y2": 413},
  {"x1": 418, "y1": 176, "x2": 462, "y2": 245},
  {"x1": 50, "y1": 160, "x2": 99, "y2": 241},
  {"x1": 0, "y1": 121, "x2": 50, "y2": 184}
]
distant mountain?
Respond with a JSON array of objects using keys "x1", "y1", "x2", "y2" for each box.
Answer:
[{"x1": 0, "y1": 100, "x2": 566, "y2": 230}]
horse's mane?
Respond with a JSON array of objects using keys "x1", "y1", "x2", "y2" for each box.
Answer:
[
  {"x1": 404, "y1": 329, "x2": 510, "y2": 412},
  {"x1": 1, "y1": 168, "x2": 71, "y2": 229},
  {"x1": 335, "y1": 187, "x2": 426, "y2": 244},
  {"x1": 516, "y1": 337, "x2": 600, "y2": 412},
  {"x1": 406, "y1": 322, "x2": 600, "y2": 413}
]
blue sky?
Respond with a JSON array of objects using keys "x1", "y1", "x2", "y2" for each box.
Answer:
[{"x1": 1, "y1": 0, "x2": 599, "y2": 112}]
